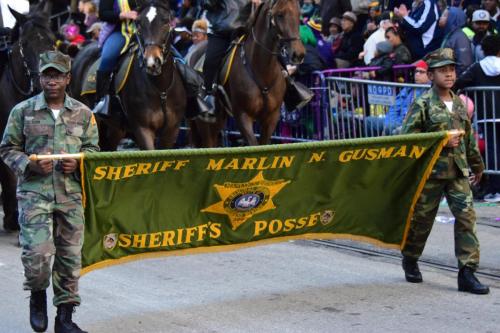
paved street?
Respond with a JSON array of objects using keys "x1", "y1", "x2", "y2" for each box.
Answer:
[{"x1": 0, "y1": 203, "x2": 499, "y2": 333}]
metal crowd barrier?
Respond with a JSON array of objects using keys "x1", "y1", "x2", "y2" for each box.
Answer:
[
  {"x1": 324, "y1": 77, "x2": 498, "y2": 175},
  {"x1": 325, "y1": 76, "x2": 430, "y2": 139},
  {"x1": 322, "y1": 64, "x2": 415, "y2": 83},
  {"x1": 463, "y1": 87, "x2": 499, "y2": 175},
  {"x1": 182, "y1": 72, "x2": 498, "y2": 176}
]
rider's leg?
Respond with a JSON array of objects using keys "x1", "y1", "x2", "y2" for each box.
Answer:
[
  {"x1": 201, "y1": 32, "x2": 231, "y2": 118},
  {"x1": 93, "y1": 32, "x2": 125, "y2": 116},
  {"x1": 278, "y1": 54, "x2": 314, "y2": 112}
]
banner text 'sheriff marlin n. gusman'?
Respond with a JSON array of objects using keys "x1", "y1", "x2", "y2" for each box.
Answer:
[{"x1": 80, "y1": 132, "x2": 449, "y2": 274}]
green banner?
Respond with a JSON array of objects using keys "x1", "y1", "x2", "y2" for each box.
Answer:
[{"x1": 81, "y1": 133, "x2": 448, "y2": 274}]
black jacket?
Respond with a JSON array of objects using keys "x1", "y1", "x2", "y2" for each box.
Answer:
[
  {"x1": 393, "y1": 44, "x2": 412, "y2": 65},
  {"x1": 455, "y1": 62, "x2": 500, "y2": 120},
  {"x1": 369, "y1": 54, "x2": 394, "y2": 82},
  {"x1": 203, "y1": 0, "x2": 250, "y2": 33},
  {"x1": 336, "y1": 30, "x2": 363, "y2": 63}
]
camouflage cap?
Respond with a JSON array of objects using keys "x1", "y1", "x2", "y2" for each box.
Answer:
[
  {"x1": 39, "y1": 50, "x2": 71, "y2": 73},
  {"x1": 425, "y1": 48, "x2": 457, "y2": 69}
]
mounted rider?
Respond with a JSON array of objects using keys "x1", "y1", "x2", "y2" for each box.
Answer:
[
  {"x1": 200, "y1": 0, "x2": 313, "y2": 122},
  {"x1": 92, "y1": 0, "x2": 139, "y2": 116}
]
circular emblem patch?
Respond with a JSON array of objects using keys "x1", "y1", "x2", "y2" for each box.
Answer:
[
  {"x1": 103, "y1": 233, "x2": 117, "y2": 250},
  {"x1": 232, "y1": 193, "x2": 264, "y2": 211},
  {"x1": 320, "y1": 210, "x2": 335, "y2": 225},
  {"x1": 224, "y1": 186, "x2": 270, "y2": 214}
]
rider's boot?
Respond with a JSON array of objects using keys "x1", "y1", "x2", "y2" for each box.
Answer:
[
  {"x1": 92, "y1": 70, "x2": 112, "y2": 117},
  {"x1": 197, "y1": 85, "x2": 217, "y2": 123},
  {"x1": 283, "y1": 75, "x2": 314, "y2": 112}
]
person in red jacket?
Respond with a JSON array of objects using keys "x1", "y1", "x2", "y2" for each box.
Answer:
[{"x1": 61, "y1": 23, "x2": 86, "y2": 47}]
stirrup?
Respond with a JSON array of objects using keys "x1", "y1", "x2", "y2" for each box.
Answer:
[
  {"x1": 196, "y1": 95, "x2": 217, "y2": 123},
  {"x1": 92, "y1": 95, "x2": 110, "y2": 117},
  {"x1": 284, "y1": 80, "x2": 314, "y2": 112}
]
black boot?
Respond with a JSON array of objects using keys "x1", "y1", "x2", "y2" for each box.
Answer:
[
  {"x1": 458, "y1": 266, "x2": 490, "y2": 294},
  {"x1": 283, "y1": 77, "x2": 314, "y2": 112},
  {"x1": 54, "y1": 304, "x2": 87, "y2": 333},
  {"x1": 197, "y1": 86, "x2": 217, "y2": 123},
  {"x1": 92, "y1": 70, "x2": 112, "y2": 117},
  {"x1": 402, "y1": 256, "x2": 423, "y2": 283},
  {"x1": 30, "y1": 290, "x2": 48, "y2": 332}
]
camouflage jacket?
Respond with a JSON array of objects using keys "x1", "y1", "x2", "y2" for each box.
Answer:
[
  {"x1": 0, "y1": 93, "x2": 99, "y2": 202},
  {"x1": 402, "y1": 87, "x2": 484, "y2": 179}
]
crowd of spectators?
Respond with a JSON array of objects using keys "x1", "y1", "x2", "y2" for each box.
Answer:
[{"x1": 47, "y1": 0, "x2": 499, "y2": 81}]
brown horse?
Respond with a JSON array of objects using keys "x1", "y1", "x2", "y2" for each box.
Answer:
[
  {"x1": 0, "y1": 2, "x2": 55, "y2": 232},
  {"x1": 192, "y1": 0, "x2": 304, "y2": 147},
  {"x1": 70, "y1": 1, "x2": 186, "y2": 151}
]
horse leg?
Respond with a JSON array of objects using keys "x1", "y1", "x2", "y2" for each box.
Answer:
[
  {"x1": 235, "y1": 112, "x2": 258, "y2": 146},
  {"x1": 258, "y1": 107, "x2": 281, "y2": 145},
  {"x1": 98, "y1": 122, "x2": 126, "y2": 151},
  {"x1": 133, "y1": 127, "x2": 156, "y2": 150},
  {"x1": 0, "y1": 160, "x2": 19, "y2": 231},
  {"x1": 157, "y1": 110, "x2": 182, "y2": 149}
]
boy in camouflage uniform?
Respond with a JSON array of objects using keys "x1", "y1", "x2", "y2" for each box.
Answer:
[
  {"x1": 400, "y1": 48, "x2": 489, "y2": 295},
  {"x1": 0, "y1": 51, "x2": 99, "y2": 332}
]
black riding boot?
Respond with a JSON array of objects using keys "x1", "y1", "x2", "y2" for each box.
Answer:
[
  {"x1": 402, "y1": 256, "x2": 423, "y2": 283},
  {"x1": 30, "y1": 290, "x2": 48, "y2": 332},
  {"x1": 283, "y1": 77, "x2": 314, "y2": 112},
  {"x1": 458, "y1": 266, "x2": 490, "y2": 294},
  {"x1": 197, "y1": 85, "x2": 217, "y2": 123},
  {"x1": 54, "y1": 304, "x2": 87, "y2": 333},
  {"x1": 92, "y1": 70, "x2": 112, "y2": 117}
]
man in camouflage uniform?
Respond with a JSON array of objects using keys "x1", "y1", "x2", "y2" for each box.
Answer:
[
  {"x1": 400, "y1": 48, "x2": 489, "y2": 295},
  {"x1": 0, "y1": 51, "x2": 99, "y2": 332}
]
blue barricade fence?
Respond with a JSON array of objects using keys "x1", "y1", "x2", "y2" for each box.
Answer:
[{"x1": 463, "y1": 87, "x2": 499, "y2": 175}]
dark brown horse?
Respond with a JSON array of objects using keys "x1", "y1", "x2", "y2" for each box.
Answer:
[
  {"x1": 192, "y1": 0, "x2": 304, "y2": 147},
  {"x1": 70, "y1": 1, "x2": 186, "y2": 151},
  {"x1": 0, "y1": 2, "x2": 55, "y2": 232}
]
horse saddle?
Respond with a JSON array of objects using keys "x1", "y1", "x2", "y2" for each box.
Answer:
[
  {"x1": 219, "y1": 35, "x2": 246, "y2": 86},
  {"x1": 81, "y1": 44, "x2": 138, "y2": 96}
]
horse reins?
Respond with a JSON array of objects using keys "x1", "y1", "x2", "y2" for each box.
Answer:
[
  {"x1": 134, "y1": 16, "x2": 176, "y2": 139},
  {"x1": 242, "y1": 1, "x2": 299, "y2": 113},
  {"x1": 251, "y1": 1, "x2": 301, "y2": 56}
]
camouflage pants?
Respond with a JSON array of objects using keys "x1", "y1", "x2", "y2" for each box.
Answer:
[
  {"x1": 18, "y1": 192, "x2": 84, "y2": 306},
  {"x1": 402, "y1": 177, "x2": 480, "y2": 270}
]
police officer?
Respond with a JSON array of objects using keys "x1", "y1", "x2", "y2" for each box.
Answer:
[
  {"x1": 400, "y1": 48, "x2": 489, "y2": 295},
  {"x1": 200, "y1": 0, "x2": 313, "y2": 122},
  {"x1": 0, "y1": 51, "x2": 99, "y2": 332}
]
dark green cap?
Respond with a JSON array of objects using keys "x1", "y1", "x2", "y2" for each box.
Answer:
[
  {"x1": 425, "y1": 48, "x2": 457, "y2": 69},
  {"x1": 39, "y1": 50, "x2": 71, "y2": 73}
]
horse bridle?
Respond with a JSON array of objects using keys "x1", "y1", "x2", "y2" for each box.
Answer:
[
  {"x1": 8, "y1": 27, "x2": 41, "y2": 96},
  {"x1": 135, "y1": 5, "x2": 173, "y2": 70},
  {"x1": 251, "y1": 0, "x2": 301, "y2": 57},
  {"x1": 136, "y1": 29, "x2": 173, "y2": 68}
]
